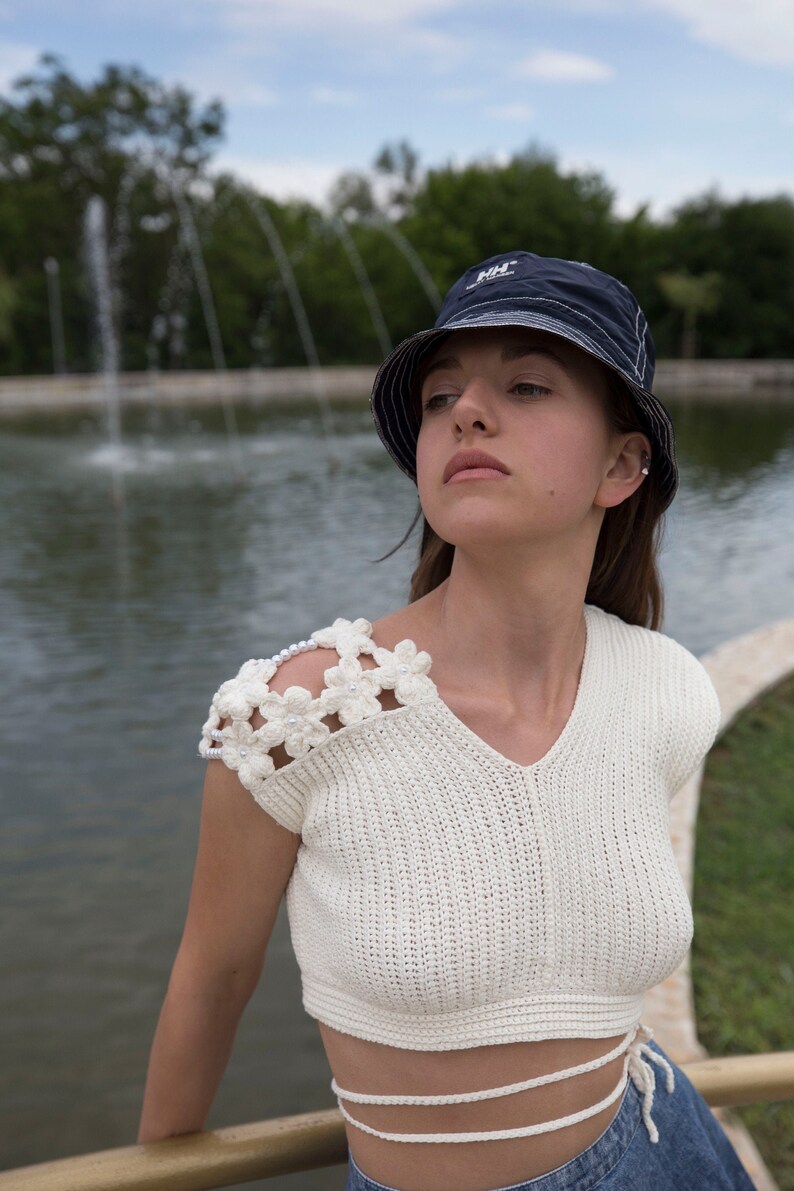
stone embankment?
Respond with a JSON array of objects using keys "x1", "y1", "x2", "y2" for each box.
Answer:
[
  {"x1": 0, "y1": 359, "x2": 792, "y2": 415},
  {"x1": 645, "y1": 616, "x2": 794, "y2": 1191}
]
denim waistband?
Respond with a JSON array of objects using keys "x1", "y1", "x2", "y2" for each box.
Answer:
[{"x1": 345, "y1": 1062, "x2": 652, "y2": 1191}]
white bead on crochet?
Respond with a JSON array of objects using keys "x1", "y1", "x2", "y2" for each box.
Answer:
[{"x1": 270, "y1": 639, "x2": 319, "y2": 665}]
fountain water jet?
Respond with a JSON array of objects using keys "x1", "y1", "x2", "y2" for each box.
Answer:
[
  {"x1": 363, "y1": 216, "x2": 442, "y2": 313},
  {"x1": 332, "y1": 217, "x2": 392, "y2": 357},
  {"x1": 84, "y1": 196, "x2": 125, "y2": 511},
  {"x1": 246, "y1": 194, "x2": 340, "y2": 472},
  {"x1": 170, "y1": 177, "x2": 244, "y2": 481}
]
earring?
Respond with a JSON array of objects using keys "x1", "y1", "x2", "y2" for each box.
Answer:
[{"x1": 641, "y1": 451, "x2": 650, "y2": 476}]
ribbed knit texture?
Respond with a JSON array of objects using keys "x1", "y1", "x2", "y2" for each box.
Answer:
[{"x1": 199, "y1": 603, "x2": 721, "y2": 1052}]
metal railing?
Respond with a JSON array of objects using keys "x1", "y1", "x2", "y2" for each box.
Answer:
[{"x1": 2, "y1": 1051, "x2": 792, "y2": 1191}]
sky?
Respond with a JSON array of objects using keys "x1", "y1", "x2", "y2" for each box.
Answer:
[{"x1": 1, "y1": 0, "x2": 792, "y2": 219}]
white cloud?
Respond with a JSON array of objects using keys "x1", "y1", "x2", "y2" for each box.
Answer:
[
  {"x1": 487, "y1": 101, "x2": 536, "y2": 121},
  {"x1": 193, "y1": 0, "x2": 470, "y2": 67},
  {"x1": 561, "y1": 145, "x2": 794, "y2": 220},
  {"x1": 210, "y1": 151, "x2": 344, "y2": 206},
  {"x1": 164, "y1": 56, "x2": 278, "y2": 109},
  {"x1": 231, "y1": 82, "x2": 279, "y2": 106},
  {"x1": 0, "y1": 40, "x2": 43, "y2": 95},
  {"x1": 641, "y1": 0, "x2": 794, "y2": 67},
  {"x1": 515, "y1": 50, "x2": 614, "y2": 82},
  {"x1": 312, "y1": 87, "x2": 357, "y2": 106},
  {"x1": 201, "y1": 0, "x2": 458, "y2": 30}
]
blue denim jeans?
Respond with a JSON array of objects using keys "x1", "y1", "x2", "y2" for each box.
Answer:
[{"x1": 344, "y1": 1040, "x2": 756, "y2": 1190}]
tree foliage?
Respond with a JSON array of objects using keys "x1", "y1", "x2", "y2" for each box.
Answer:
[
  {"x1": 0, "y1": 55, "x2": 792, "y2": 376},
  {"x1": 658, "y1": 270, "x2": 722, "y2": 358}
]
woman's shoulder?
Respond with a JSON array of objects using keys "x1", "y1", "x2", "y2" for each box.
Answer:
[
  {"x1": 200, "y1": 611, "x2": 436, "y2": 759},
  {"x1": 197, "y1": 611, "x2": 435, "y2": 833},
  {"x1": 589, "y1": 603, "x2": 720, "y2": 709},
  {"x1": 588, "y1": 603, "x2": 705, "y2": 668}
]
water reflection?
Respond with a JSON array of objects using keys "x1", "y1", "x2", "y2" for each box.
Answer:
[
  {"x1": 668, "y1": 395, "x2": 794, "y2": 486},
  {"x1": 0, "y1": 394, "x2": 792, "y2": 1188}
]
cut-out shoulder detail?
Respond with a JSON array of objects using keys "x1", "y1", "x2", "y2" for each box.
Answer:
[{"x1": 198, "y1": 618, "x2": 437, "y2": 806}]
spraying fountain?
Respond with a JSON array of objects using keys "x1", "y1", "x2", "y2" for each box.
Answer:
[
  {"x1": 85, "y1": 160, "x2": 447, "y2": 497},
  {"x1": 84, "y1": 196, "x2": 125, "y2": 511},
  {"x1": 246, "y1": 194, "x2": 340, "y2": 473},
  {"x1": 169, "y1": 176, "x2": 244, "y2": 483}
]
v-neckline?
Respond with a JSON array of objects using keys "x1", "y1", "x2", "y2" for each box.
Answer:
[{"x1": 388, "y1": 603, "x2": 598, "y2": 776}]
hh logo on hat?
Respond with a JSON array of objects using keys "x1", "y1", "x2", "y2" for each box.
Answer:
[{"x1": 466, "y1": 259, "x2": 518, "y2": 290}]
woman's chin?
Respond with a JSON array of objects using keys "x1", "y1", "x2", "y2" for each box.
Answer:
[{"x1": 434, "y1": 523, "x2": 530, "y2": 551}]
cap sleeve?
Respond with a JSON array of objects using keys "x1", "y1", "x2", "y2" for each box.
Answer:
[
  {"x1": 664, "y1": 646, "x2": 723, "y2": 797},
  {"x1": 198, "y1": 655, "x2": 319, "y2": 835}
]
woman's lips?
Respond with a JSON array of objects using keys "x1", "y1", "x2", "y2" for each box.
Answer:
[
  {"x1": 445, "y1": 467, "x2": 509, "y2": 484},
  {"x1": 443, "y1": 449, "x2": 510, "y2": 482}
]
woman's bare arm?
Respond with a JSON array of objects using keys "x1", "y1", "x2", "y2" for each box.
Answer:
[{"x1": 137, "y1": 756, "x2": 301, "y2": 1142}]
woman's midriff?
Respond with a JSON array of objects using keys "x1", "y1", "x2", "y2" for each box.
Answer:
[{"x1": 319, "y1": 1024, "x2": 630, "y2": 1191}]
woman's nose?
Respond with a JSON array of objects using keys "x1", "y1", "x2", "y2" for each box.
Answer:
[{"x1": 453, "y1": 379, "x2": 497, "y2": 433}]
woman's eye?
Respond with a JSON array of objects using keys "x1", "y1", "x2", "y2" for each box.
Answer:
[
  {"x1": 513, "y1": 382, "x2": 550, "y2": 399},
  {"x1": 422, "y1": 391, "x2": 456, "y2": 411}
]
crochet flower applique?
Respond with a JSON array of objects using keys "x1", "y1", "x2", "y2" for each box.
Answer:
[
  {"x1": 198, "y1": 618, "x2": 437, "y2": 786},
  {"x1": 372, "y1": 639, "x2": 434, "y2": 704}
]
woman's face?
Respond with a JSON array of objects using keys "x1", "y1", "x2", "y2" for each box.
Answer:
[{"x1": 415, "y1": 326, "x2": 631, "y2": 550}]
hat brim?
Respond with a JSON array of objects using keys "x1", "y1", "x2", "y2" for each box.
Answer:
[{"x1": 369, "y1": 312, "x2": 678, "y2": 509}]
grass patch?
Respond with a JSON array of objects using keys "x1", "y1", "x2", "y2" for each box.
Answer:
[{"x1": 692, "y1": 670, "x2": 794, "y2": 1189}]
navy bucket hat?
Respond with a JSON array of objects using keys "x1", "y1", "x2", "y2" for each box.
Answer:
[{"x1": 370, "y1": 250, "x2": 678, "y2": 509}]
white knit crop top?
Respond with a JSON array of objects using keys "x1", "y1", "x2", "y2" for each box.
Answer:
[{"x1": 199, "y1": 603, "x2": 722, "y2": 1144}]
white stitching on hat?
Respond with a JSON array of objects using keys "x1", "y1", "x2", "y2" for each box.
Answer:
[
  {"x1": 382, "y1": 333, "x2": 442, "y2": 473},
  {"x1": 441, "y1": 311, "x2": 614, "y2": 376},
  {"x1": 443, "y1": 296, "x2": 640, "y2": 378},
  {"x1": 387, "y1": 343, "x2": 421, "y2": 463},
  {"x1": 374, "y1": 342, "x2": 413, "y2": 470},
  {"x1": 634, "y1": 308, "x2": 648, "y2": 381}
]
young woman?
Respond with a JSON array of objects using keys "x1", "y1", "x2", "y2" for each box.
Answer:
[{"x1": 139, "y1": 251, "x2": 755, "y2": 1190}]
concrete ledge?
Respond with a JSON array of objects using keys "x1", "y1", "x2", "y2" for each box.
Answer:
[
  {"x1": 0, "y1": 366, "x2": 377, "y2": 414},
  {"x1": 0, "y1": 359, "x2": 792, "y2": 415},
  {"x1": 645, "y1": 616, "x2": 794, "y2": 1191}
]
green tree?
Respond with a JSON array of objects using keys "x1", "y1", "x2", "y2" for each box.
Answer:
[
  {"x1": 0, "y1": 53, "x2": 225, "y2": 373},
  {"x1": 657, "y1": 270, "x2": 722, "y2": 358},
  {"x1": 402, "y1": 144, "x2": 618, "y2": 295},
  {"x1": 0, "y1": 52, "x2": 223, "y2": 185},
  {"x1": 373, "y1": 139, "x2": 421, "y2": 218},
  {"x1": 0, "y1": 267, "x2": 17, "y2": 343},
  {"x1": 660, "y1": 189, "x2": 794, "y2": 358}
]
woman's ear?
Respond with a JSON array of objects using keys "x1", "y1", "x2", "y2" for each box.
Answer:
[{"x1": 594, "y1": 432, "x2": 653, "y2": 509}]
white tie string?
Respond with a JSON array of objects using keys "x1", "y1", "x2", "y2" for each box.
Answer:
[
  {"x1": 626, "y1": 1023, "x2": 676, "y2": 1144},
  {"x1": 333, "y1": 1022, "x2": 678, "y2": 1145}
]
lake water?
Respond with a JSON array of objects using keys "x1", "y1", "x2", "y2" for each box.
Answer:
[{"x1": 1, "y1": 395, "x2": 793, "y2": 1188}]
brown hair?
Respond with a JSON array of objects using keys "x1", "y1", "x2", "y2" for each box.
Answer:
[{"x1": 375, "y1": 373, "x2": 667, "y2": 630}]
